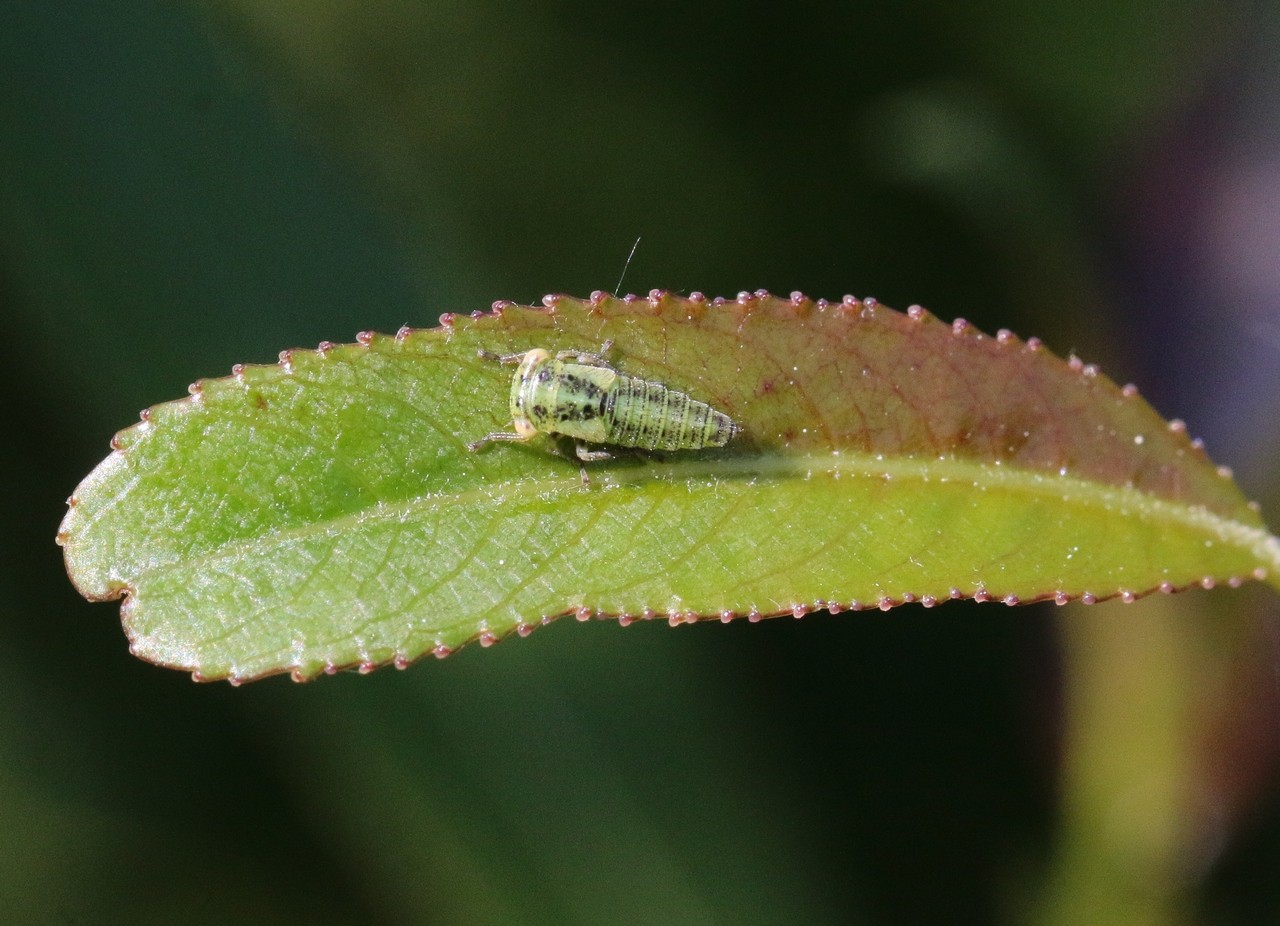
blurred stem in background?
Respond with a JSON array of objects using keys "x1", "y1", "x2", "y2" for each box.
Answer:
[{"x1": 1039, "y1": 598, "x2": 1211, "y2": 926}]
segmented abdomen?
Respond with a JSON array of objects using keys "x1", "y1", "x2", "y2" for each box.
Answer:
[{"x1": 603, "y1": 375, "x2": 735, "y2": 450}]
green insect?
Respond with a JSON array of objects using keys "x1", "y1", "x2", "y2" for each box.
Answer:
[{"x1": 468, "y1": 342, "x2": 739, "y2": 462}]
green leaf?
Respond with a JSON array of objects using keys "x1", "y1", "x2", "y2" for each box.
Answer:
[{"x1": 58, "y1": 292, "x2": 1280, "y2": 684}]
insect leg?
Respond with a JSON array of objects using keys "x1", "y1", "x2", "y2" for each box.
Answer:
[
  {"x1": 556, "y1": 339, "x2": 616, "y2": 368},
  {"x1": 467, "y1": 431, "x2": 531, "y2": 452},
  {"x1": 574, "y1": 442, "x2": 613, "y2": 462},
  {"x1": 476, "y1": 348, "x2": 529, "y2": 365},
  {"x1": 540, "y1": 440, "x2": 594, "y2": 485}
]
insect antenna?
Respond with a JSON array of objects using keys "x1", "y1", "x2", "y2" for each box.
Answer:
[{"x1": 613, "y1": 236, "x2": 641, "y2": 296}]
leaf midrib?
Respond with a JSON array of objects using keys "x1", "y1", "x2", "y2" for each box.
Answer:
[{"x1": 125, "y1": 452, "x2": 1279, "y2": 591}]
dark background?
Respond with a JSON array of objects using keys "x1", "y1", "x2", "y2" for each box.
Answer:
[{"x1": 3, "y1": 1, "x2": 1279, "y2": 923}]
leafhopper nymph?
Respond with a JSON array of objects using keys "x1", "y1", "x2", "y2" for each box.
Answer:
[{"x1": 468, "y1": 344, "x2": 739, "y2": 462}]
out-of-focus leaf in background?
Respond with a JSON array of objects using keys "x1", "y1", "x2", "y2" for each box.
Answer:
[{"x1": 6, "y1": 0, "x2": 1280, "y2": 922}]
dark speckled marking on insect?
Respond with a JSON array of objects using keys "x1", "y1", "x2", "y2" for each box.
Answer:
[{"x1": 468, "y1": 346, "x2": 739, "y2": 461}]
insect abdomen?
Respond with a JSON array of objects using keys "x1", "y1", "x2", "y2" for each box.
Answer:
[{"x1": 603, "y1": 375, "x2": 736, "y2": 450}]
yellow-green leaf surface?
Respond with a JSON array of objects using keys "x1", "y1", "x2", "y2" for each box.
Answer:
[{"x1": 58, "y1": 292, "x2": 1280, "y2": 683}]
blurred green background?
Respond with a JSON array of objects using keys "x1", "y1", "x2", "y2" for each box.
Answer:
[{"x1": 4, "y1": 1, "x2": 1280, "y2": 923}]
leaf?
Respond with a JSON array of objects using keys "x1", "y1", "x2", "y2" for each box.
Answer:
[{"x1": 57, "y1": 291, "x2": 1280, "y2": 684}]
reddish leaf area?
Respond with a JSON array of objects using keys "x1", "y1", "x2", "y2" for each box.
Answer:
[{"x1": 452, "y1": 290, "x2": 1248, "y2": 519}]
